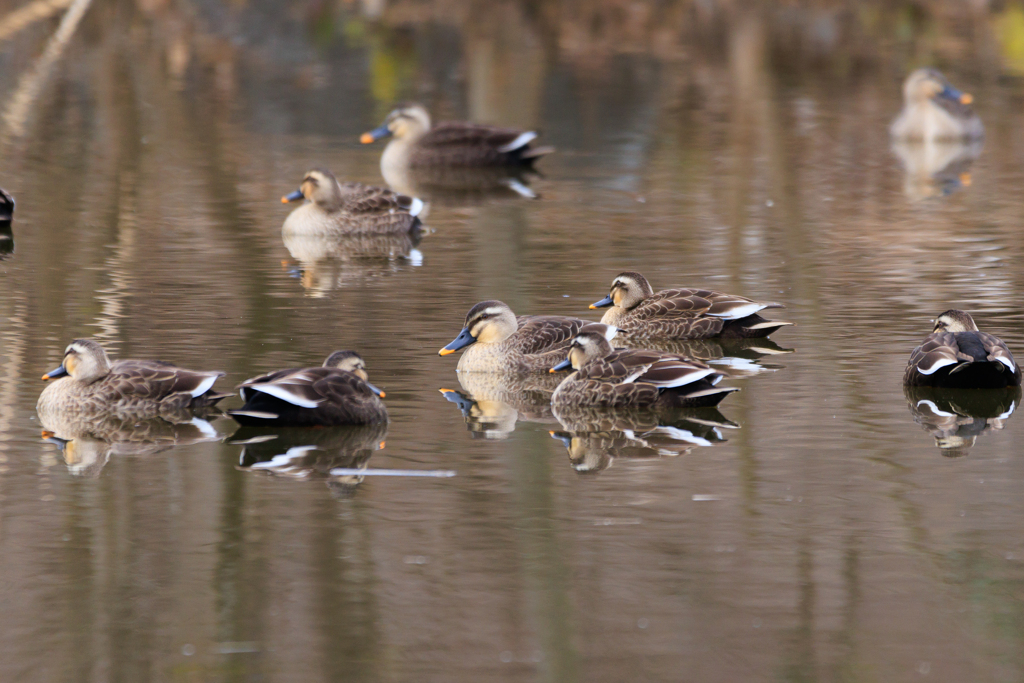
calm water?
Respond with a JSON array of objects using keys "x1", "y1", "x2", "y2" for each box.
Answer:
[{"x1": 3, "y1": 1, "x2": 1024, "y2": 681}]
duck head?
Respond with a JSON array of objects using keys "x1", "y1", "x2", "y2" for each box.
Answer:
[
  {"x1": 933, "y1": 309, "x2": 980, "y2": 334},
  {"x1": 550, "y1": 328, "x2": 615, "y2": 373},
  {"x1": 42, "y1": 339, "x2": 112, "y2": 384},
  {"x1": 439, "y1": 301, "x2": 518, "y2": 356},
  {"x1": 903, "y1": 68, "x2": 973, "y2": 106},
  {"x1": 360, "y1": 104, "x2": 431, "y2": 145},
  {"x1": 281, "y1": 169, "x2": 345, "y2": 211},
  {"x1": 591, "y1": 271, "x2": 654, "y2": 310},
  {"x1": 324, "y1": 350, "x2": 385, "y2": 397}
]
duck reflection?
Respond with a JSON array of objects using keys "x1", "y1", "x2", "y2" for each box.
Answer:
[
  {"x1": 891, "y1": 140, "x2": 982, "y2": 201},
  {"x1": 281, "y1": 229, "x2": 424, "y2": 296},
  {"x1": 904, "y1": 386, "x2": 1020, "y2": 457},
  {"x1": 439, "y1": 371, "x2": 563, "y2": 440},
  {"x1": 615, "y1": 337, "x2": 793, "y2": 378},
  {"x1": 549, "y1": 405, "x2": 737, "y2": 474},
  {"x1": 229, "y1": 424, "x2": 387, "y2": 495},
  {"x1": 382, "y1": 165, "x2": 541, "y2": 202},
  {"x1": 0, "y1": 221, "x2": 12, "y2": 260},
  {"x1": 40, "y1": 412, "x2": 222, "y2": 477}
]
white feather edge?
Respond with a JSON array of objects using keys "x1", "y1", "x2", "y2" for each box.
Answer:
[
  {"x1": 250, "y1": 384, "x2": 321, "y2": 408},
  {"x1": 408, "y1": 197, "x2": 425, "y2": 217},
  {"x1": 915, "y1": 399, "x2": 956, "y2": 417},
  {"x1": 917, "y1": 357, "x2": 959, "y2": 375},
  {"x1": 995, "y1": 356, "x2": 1016, "y2": 372},
  {"x1": 189, "y1": 375, "x2": 219, "y2": 397},
  {"x1": 707, "y1": 302, "x2": 768, "y2": 320},
  {"x1": 497, "y1": 131, "x2": 537, "y2": 152}
]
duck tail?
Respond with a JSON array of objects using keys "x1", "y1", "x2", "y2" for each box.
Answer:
[{"x1": 520, "y1": 146, "x2": 555, "y2": 161}]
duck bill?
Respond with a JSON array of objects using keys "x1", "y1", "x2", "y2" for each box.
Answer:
[
  {"x1": 360, "y1": 123, "x2": 392, "y2": 144},
  {"x1": 939, "y1": 84, "x2": 972, "y2": 105},
  {"x1": 365, "y1": 382, "x2": 386, "y2": 398},
  {"x1": 281, "y1": 189, "x2": 304, "y2": 204},
  {"x1": 549, "y1": 358, "x2": 573, "y2": 373},
  {"x1": 549, "y1": 431, "x2": 574, "y2": 449},
  {"x1": 589, "y1": 295, "x2": 614, "y2": 310},
  {"x1": 439, "y1": 328, "x2": 476, "y2": 356},
  {"x1": 41, "y1": 365, "x2": 68, "y2": 381}
]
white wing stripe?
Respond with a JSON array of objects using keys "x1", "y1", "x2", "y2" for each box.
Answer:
[
  {"x1": 190, "y1": 375, "x2": 218, "y2": 397},
  {"x1": 251, "y1": 384, "x2": 320, "y2": 408},
  {"x1": 497, "y1": 131, "x2": 537, "y2": 152},
  {"x1": 996, "y1": 356, "x2": 1016, "y2": 372},
  {"x1": 917, "y1": 357, "x2": 958, "y2": 375}
]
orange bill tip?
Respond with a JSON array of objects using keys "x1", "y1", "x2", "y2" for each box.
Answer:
[
  {"x1": 588, "y1": 304, "x2": 597, "y2": 309},
  {"x1": 548, "y1": 368, "x2": 556, "y2": 373},
  {"x1": 41, "y1": 374, "x2": 50, "y2": 381},
  {"x1": 378, "y1": 391, "x2": 386, "y2": 398},
  {"x1": 359, "y1": 132, "x2": 374, "y2": 144},
  {"x1": 379, "y1": 441, "x2": 386, "y2": 449},
  {"x1": 41, "y1": 430, "x2": 54, "y2": 438},
  {"x1": 280, "y1": 196, "x2": 290, "y2": 204},
  {"x1": 960, "y1": 172, "x2": 972, "y2": 187},
  {"x1": 438, "y1": 388, "x2": 453, "y2": 393},
  {"x1": 960, "y1": 93, "x2": 973, "y2": 105},
  {"x1": 438, "y1": 348, "x2": 455, "y2": 356}
]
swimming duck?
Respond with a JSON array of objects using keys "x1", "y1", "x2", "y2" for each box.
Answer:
[
  {"x1": 281, "y1": 168, "x2": 424, "y2": 236},
  {"x1": 890, "y1": 68, "x2": 983, "y2": 142},
  {"x1": 228, "y1": 351, "x2": 388, "y2": 427},
  {"x1": 590, "y1": 272, "x2": 791, "y2": 340},
  {"x1": 37, "y1": 339, "x2": 229, "y2": 418},
  {"x1": 438, "y1": 300, "x2": 611, "y2": 373},
  {"x1": 0, "y1": 188, "x2": 13, "y2": 221},
  {"x1": 360, "y1": 104, "x2": 553, "y2": 175},
  {"x1": 904, "y1": 310, "x2": 1021, "y2": 388},
  {"x1": 549, "y1": 329, "x2": 738, "y2": 409}
]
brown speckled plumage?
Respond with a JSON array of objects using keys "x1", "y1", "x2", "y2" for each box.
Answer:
[
  {"x1": 904, "y1": 310, "x2": 1021, "y2": 388},
  {"x1": 282, "y1": 169, "x2": 422, "y2": 236}
]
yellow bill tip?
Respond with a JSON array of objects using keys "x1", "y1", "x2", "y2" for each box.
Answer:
[
  {"x1": 960, "y1": 93, "x2": 973, "y2": 105},
  {"x1": 360, "y1": 132, "x2": 375, "y2": 144},
  {"x1": 41, "y1": 373, "x2": 51, "y2": 381},
  {"x1": 378, "y1": 391, "x2": 386, "y2": 398},
  {"x1": 280, "y1": 196, "x2": 290, "y2": 204},
  {"x1": 548, "y1": 368, "x2": 556, "y2": 373},
  {"x1": 438, "y1": 348, "x2": 455, "y2": 356},
  {"x1": 41, "y1": 430, "x2": 54, "y2": 439},
  {"x1": 588, "y1": 304, "x2": 597, "y2": 310},
  {"x1": 438, "y1": 388, "x2": 454, "y2": 393},
  {"x1": 379, "y1": 441, "x2": 386, "y2": 449},
  {"x1": 960, "y1": 172, "x2": 972, "y2": 187}
]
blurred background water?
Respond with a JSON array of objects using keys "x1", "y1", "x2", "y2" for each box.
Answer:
[{"x1": 3, "y1": 0, "x2": 1024, "y2": 681}]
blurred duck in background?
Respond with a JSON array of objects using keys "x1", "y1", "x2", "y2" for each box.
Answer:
[
  {"x1": 0, "y1": 188, "x2": 13, "y2": 221},
  {"x1": 281, "y1": 168, "x2": 424, "y2": 236},
  {"x1": 361, "y1": 103, "x2": 553, "y2": 179},
  {"x1": 890, "y1": 68, "x2": 983, "y2": 142}
]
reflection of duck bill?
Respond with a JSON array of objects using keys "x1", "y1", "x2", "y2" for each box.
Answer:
[{"x1": 549, "y1": 430, "x2": 573, "y2": 449}]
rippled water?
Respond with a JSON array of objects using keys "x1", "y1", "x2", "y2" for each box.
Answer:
[{"x1": 3, "y1": 1, "x2": 1024, "y2": 681}]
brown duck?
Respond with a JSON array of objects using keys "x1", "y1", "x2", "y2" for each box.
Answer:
[
  {"x1": 281, "y1": 168, "x2": 423, "y2": 236},
  {"x1": 37, "y1": 339, "x2": 228, "y2": 418},
  {"x1": 361, "y1": 103, "x2": 553, "y2": 171},
  {"x1": 590, "y1": 272, "x2": 791, "y2": 340},
  {"x1": 549, "y1": 328, "x2": 738, "y2": 409},
  {"x1": 904, "y1": 310, "x2": 1021, "y2": 388},
  {"x1": 228, "y1": 351, "x2": 388, "y2": 427}
]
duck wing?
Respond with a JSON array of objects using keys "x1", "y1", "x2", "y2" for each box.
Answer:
[
  {"x1": 108, "y1": 360, "x2": 224, "y2": 401},
  {"x1": 340, "y1": 183, "x2": 423, "y2": 217},
  {"x1": 580, "y1": 350, "x2": 718, "y2": 389},
  {"x1": 238, "y1": 367, "x2": 377, "y2": 409},
  {"x1": 413, "y1": 122, "x2": 540, "y2": 166},
  {"x1": 906, "y1": 331, "x2": 968, "y2": 377},
  {"x1": 513, "y1": 315, "x2": 587, "y2": 355},
  {"x1": 978, "y1": 331, "x2": 1018, "y2": 373}
]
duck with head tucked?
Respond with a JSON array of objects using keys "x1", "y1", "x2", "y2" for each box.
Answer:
[
  {"x1": 228, "y1": 351, "x2": 388, "y2": 427},
  {"x1": 361, "y1": 103, "x2": 553, "y2": 174},
  {"x1": 590, "y1": 272, "x2": 791, "y2": 340},
  {"x1": 549, "y1": 328, "x2": 738, "y2": 409},
  {"x1": 891, "y1": 68, "x2": 983, "y2": 142},
  {"x1": 904, "y1": 310, "x2": 1021, "y2": 388},
  {"x1": 439, "y1": 300, "x2": 607, "y2": 374},
  {"x1": 281, "y1": 168, "x2": 424, "y2": 236},
  {"x1": 37, "y1": 339, "x2": 229, "y2": 419}
]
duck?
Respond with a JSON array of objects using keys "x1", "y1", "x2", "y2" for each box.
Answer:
[
  {"x1": 890, "y1": 68, "x2": 983, "y2": 142},
  {"x1": 589, "y1": 272, "x2": 791, "y2": 340},
  {"x1": 228, "y1": 351, "x2": 388, "y2": 427},
  {"x1": 549, "y1": 328, "x2": 738, "y2": 409},
  {"x1": 904, "y1": 310, "x2": 1021, "y2": 388},
  {"x1": 281, "y1": 168, "x2": 424, "y2": 236},
  {"x1": 438, "y1": 300, "x2": 611, "y2": 373},
  {"x1": 360, "y1": 103, "x2": 553, "y2": 174},
  {"x1": 37, "y1": 339, "x2": 229, "y2": 418},
  {"x1": 0, "y1": 188, "x2": 13, "y2": 221}
]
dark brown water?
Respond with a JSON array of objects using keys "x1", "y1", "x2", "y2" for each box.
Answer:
[{"x1": 3, "y1": 1, "x2": 1024, "y2": 681}]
